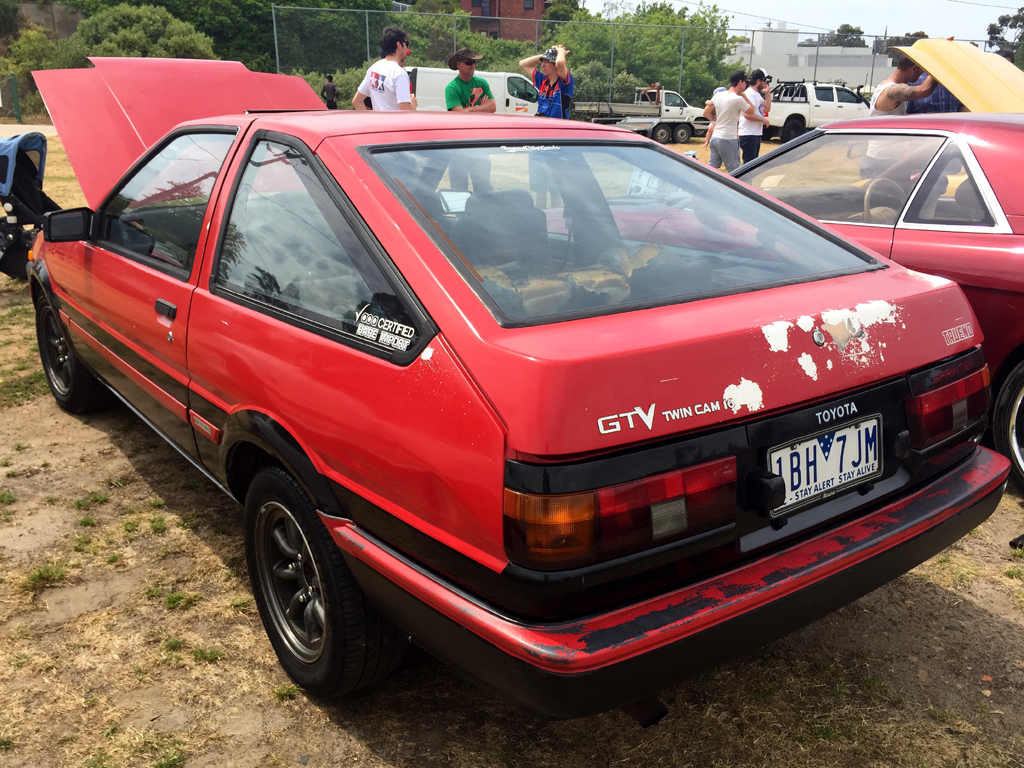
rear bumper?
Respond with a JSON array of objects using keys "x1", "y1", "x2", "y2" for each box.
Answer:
[{"x1": 321, "y1": 445, "x2": 1008, "y2": 720}]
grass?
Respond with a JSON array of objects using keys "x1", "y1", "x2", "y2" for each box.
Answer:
[
  {"x1": 0, "y1": 371, "x2": 48, "y2": 409},
  {"x1": 230, "y1": 598, "x2": 251, "y2": 611},
  {"x1": 155, "y1": 749, "x2": 186, "y2": 768},
  {"x1": 274, "y1": 683, "x2": 299, "y2": 701},
  {"x1": 23, "y1": 560, "x2": 68, "y2": 592},
  {"x1": 106, "y1": 554, "x2": 119, "y2": 564},
  {"x1": 1011, "y1": 547, "x2": 1024, "y2": 561},
  {"x1": 1006, "y1": 567, "x2": 1023, "y2": 580},
  {"x1": 192, "y1": 647, "x2": 224, "y2": 664},
  {"x1": 163, "y1": 592, "x2": 202, "y2": 610},
  {"x1": 150, "y1": 515, "x2": 167, "y2": 534},
  {"x1": 0, "y1": 737, "x2": 13, "y2": 751},
  {"x1": 145, "y1": 582, "x2": 163, "y2": 598},
  {"x1": 74, "y1": 491, "x2": 109, "y2": 511},
  {"x1": 73, "y1": 534, "x2": 91, "y2": 552},
  {"x1": 123, "y1": 519, "x2": 138, "y2": 533},
  {"x1": 78, "y1": 515, "x2": 97, "y2": 527},
  {"x1": 163, "y1": 637, "x2": 183, "y2": 652},
  {"x1": 0, "y1": 488, "x2": 15, "y2": 505},
  {"x1": 149, "y1": 497, "x2": 166, "y2": 509}
]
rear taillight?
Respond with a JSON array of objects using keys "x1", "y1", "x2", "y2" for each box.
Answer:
[
  {"x1": 503, "y1": 457, "x2": 737, "y2": 569},
  {"x1": 906, "y1": 361, "x2": 990, "y2": 450}
]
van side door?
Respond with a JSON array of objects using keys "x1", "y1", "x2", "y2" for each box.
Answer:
[{"x1": 506, "y1": 75, "x2": 539, "y2": 115}]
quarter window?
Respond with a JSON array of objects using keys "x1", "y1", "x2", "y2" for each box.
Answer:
[
  {"x1": 100, "y1": 132, "x2": 235, "y2": 274},
  {"x1": 215, "y1": 140, "x2": 417, "y2": 352},
  {"x1": 903, "y1": 144, "x2": 995, "y2": 227},
  {"x1": 745, "y1": 133, "x2": 946, "y2": 225}
]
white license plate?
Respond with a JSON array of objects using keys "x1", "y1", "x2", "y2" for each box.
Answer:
[{"x1": 767, "y1": 416, "x2": 883, "y2": 516}]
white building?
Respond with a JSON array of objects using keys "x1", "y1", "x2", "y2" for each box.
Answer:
[{"x1": 732, "y1": 24, "x2": 893, "y2": 90}]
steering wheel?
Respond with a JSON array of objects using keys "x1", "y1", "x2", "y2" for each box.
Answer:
[{"x1": 862, "y1": 177, "x2": 906, "y2": 224}]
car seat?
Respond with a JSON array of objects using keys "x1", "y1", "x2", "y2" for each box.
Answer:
[{"x1": 449, "y1": 190, "x2": 547, "y2": 269}]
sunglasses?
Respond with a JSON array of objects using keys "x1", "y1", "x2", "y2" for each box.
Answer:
[{"x1": 460, "y1": 59, "x2": 477, "y2": 65}]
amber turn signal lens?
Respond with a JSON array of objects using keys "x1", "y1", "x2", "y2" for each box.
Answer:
[{"x1": 503, "y1": 488, "x2": 597, "y2": 565}]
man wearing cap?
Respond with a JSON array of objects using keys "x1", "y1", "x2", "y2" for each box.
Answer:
[
  {"x1": 445, "y1": 47, "x2": 495, "y2": 194},
  {"x1": 518, "y1": 45, "x2": 574, "y2": 119},
  {"x1": 738, "y1": 69, "x2": 771, "y2": 164},
  {"x1": 445, "y1": 48, "x2": 496, "y2": 114},
  {"x1": 702, "y1": 70, "x2": 758, "y2": 173}
]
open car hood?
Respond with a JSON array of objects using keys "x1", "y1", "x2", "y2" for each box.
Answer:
[
  {"x1": 895, "y1": 39, "x2": 1024, "y2": 114},
  {"x1": 33, "y1": 57, "x2": 324, "y2": 207}
]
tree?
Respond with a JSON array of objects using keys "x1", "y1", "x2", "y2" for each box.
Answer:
[
  {"x1": 988, "y1": 7, "x2": 1023, "y2": 63},
  {"x1": 874, "y1": 30, "x2": 927, "y2": 60},
  {"x1": 545, "y1": 0, "x2": 578, "y2": 22},
  {"x1": 72, "y1": 4, "x2": 216, "y2": 58},
  {"x1": 64, "y1": 0, "x2": 389, "y2": 72},
  {"x1": 820, "y1": 23, "x2": 866, "y2": 48},
  {"x1": 0, "y1": 0, "x2": 19, "y2": 39}
]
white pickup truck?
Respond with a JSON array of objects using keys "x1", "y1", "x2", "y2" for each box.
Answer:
[
  {"x1": 575, "y1": 87, "x2": 710, "y2": 144},
  {"x1": 408, "y1": 67, "x2": 539, "y2": 115},
  {"x1": 766, "y1": 81, "x2": 869, "y2": 143}
]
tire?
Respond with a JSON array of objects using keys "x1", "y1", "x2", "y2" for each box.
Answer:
[
  {"x1": 651, "y1": 124, "x2": 672, "y2": 144},
  {"x1": 763, "y1": 126, "x2": 778, "y2": 141},
  {"x1": 35, "y1": 300, "x2": 111, "y2": 414},
  {"x1": 993, "y1": 359, "x2": 1024, "y2": 489},
  {"x1": 780, "y1": 117, "x2": 806, "y2": 144},
  {"x1": 673, "y1": 123, "x2": 692, "y2": 144},
  {"x1": 245, "y1": 466, "x2": 406, "y2": 696}
]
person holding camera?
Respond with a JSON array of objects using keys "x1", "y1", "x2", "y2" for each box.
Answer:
[
  {"x1": 738, "y1": 69, "x2": 771, "y2": 164},
  {"x1": 518, "y1": 45, "x2": 574, "y2": 119}
]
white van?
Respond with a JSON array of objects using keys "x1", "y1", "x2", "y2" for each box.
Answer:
[{"x1": 408, "y1": 67, "x2": 539, "y2": 116}]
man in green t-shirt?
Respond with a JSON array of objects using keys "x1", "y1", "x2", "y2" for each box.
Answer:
[
  {"x1": 445, "y1": 47, "x2": 495, "y2": 193},
  {"x1": 445, "y1": 48, "x2": 496, "y2": 113}
]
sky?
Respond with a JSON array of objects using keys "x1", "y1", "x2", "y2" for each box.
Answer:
[{"x1": 662, "y1": 0, "x2": 1014, "y2": 46}]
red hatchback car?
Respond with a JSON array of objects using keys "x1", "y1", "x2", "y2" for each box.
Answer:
[
  {"x1": 29, "y1": 61, "x2": 1009, "y2": 721},
  {"x1": 735, "y1": 114, "x2": 1024, "y2": 488}
]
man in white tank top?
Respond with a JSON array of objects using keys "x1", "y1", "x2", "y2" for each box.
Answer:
[
  {"x1": 869, "y1": 56, "x2": 936, "y2": 116},
  {"x1": 861, "y1": 56, "x2": 939, "y2": 178}
]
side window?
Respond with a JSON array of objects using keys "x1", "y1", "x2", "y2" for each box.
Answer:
[
  {"x1": 903, "y1": 144, "x2": 996, "y2": 227},
  {"x1": 101, "y1": 132, "x2": 235, "y2": 274},
  {"x1": 508, "y1": 76, "x2": 538, "y2": 103},
  {"x1": 815, "y1": 87, "x2": 835, "y2": 102},
  {"x1": 664, "y1": 93, "x2": 683, "y2": 108},
  {"x1": 524, "y1": 0, "x2": 534, "y2": 8},
  {"x1": 215, "y1": 140, "x2": 418, "y2": 352},
  {"x1": 837, "y1": 88, "x2": 862, "y2": 104}
]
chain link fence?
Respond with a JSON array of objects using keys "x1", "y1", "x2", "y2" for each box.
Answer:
[{"x1": 272, "y1": 7, "x2": 996, "y2": 108}]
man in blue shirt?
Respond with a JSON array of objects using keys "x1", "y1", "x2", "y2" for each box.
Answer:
[
  {"x1": 519, "y1": 45, "x2": 574, "y2": 119},
  {"x1": 906, "y1": 72, "x2": 963, "y2": 113}
]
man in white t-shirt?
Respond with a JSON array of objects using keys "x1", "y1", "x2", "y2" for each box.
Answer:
[
  {"x1": 702, "y1": 70, "x2": 758, "y2": 173},
  {"x1": 353, "y1": 26, "x2": 417, "y2": 112},
  {"x1": 738, "y1": 69, "x2": 771, "y2": 165}
]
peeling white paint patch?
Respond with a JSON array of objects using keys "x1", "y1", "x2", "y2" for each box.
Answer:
[
  {"x1": 724, "y1": 378, "x2": 764, "y2": 413},
  {"x1": 820, "y1": 301, "x2": 901, "y2": 357},
  {"x1": 827, "y1": 359, "x2": 833, "y2": 370},
  {"x1": 796, "y1": 315, "x2": 815, "y2": 332},
  {"x1": 798, "y1": 353, "x2": 818, "y2": 381},
  {"x1": 762, "y1": 321, "x2": 793, "y2": 352},
  {"x1": 420, "y1": 346, "x2": 434, "y2": 361}
]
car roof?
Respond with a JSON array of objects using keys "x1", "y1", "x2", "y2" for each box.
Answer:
[
  {"x1": 186, "y1": 110, "x2": 627, "y2": 142},
  {"x1": 821, "y1": 112, "x2": 1024, "y2": 133}
]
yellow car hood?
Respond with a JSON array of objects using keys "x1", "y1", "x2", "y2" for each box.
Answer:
[{"x1": 895, "y1": 39, "x2": 1024, "y2": 113}]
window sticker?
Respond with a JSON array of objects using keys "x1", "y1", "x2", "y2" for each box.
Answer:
[{"x1": 355, "y1": 306, "x2": 415, "y2": 352}]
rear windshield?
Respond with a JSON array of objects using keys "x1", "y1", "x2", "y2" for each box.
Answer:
[{"x1": 372, "y1": 143, "x2": 874, "y2": 324}]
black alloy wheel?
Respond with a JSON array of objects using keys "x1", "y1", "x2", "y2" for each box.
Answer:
[
  {"x1": 244, "y1": 466, "x2": 407, "y2": 696},
  {"x1": 35, "y1": 300, "x2": 110, "y2": 413}
]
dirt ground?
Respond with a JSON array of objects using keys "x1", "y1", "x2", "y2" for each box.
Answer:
[{"x1": 1, "y1": 138, "x2": 1023, "y2": 768}]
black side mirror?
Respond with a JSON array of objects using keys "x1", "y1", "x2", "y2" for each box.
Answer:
[{"x1": 43, "y1": 208, "x2": 93, "y2": 243}]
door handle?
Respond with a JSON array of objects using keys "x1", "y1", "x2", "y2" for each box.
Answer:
[
  {"x1": 506, "y1": 98, "x2": 510, "y2": 107},
  {"x1": 155, "y1": 299, "x2": 177, "y2": 320}
]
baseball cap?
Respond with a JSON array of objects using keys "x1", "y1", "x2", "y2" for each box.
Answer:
[
  {"x1": 750, "y1": 68, "x2": 770, "y2": 83},
  {"x1": 540, "y1": 47, "x2": 559, "y2": 64}
]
